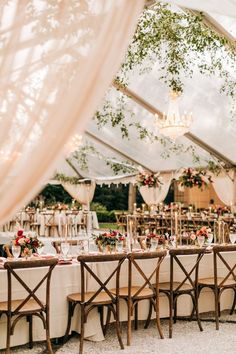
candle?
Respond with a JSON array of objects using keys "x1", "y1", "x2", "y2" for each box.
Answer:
[
  {"x1": 133, "y1": 203, "x2": 137, "y2": 213},
  {"x1": 142, "y1": 203, "x2": 145, "y2": 213},
  {"x1": 218, "y1": 221, "x2": 221, "y2": 243},
  {"x1": 174, "y1": 212, "x2": 178, "y2": 236},
  {"x1": 65, "y1": 224, "x2": 68, "y2": 242}
]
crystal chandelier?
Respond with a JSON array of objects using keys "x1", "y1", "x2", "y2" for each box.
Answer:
[{"x1": 155, "y1": 90, "x2": 192, "y2": 140}]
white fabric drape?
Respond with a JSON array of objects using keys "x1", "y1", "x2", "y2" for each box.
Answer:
[
  {"x1": 0, "y1": 0, "x2": 144, "y2": 224},
  {"x1": 139, "y1": 173, "x2": 173, "y2": 205},
  {"x1": 212, "y1": 171, "x2": 234, "y2": 206},
  {"x1": 62, "y1": 182, "x2": 96, "y2": 207},
  {"x1": 161, "y1": 0, "x2": 236, "y2": 17}
]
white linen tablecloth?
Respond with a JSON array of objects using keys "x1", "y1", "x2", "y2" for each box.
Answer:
[{"x1": 0, "y1": 251, "x2": 235, "y2": 349}]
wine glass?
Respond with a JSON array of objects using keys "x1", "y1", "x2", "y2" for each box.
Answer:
[
  {"x1": 61, "y1": 242, "x2": 70, "y2": 259},
  {"x1": 229, "y1": 233, "x2": 236, "y2": 244},
  {"x1": 170, "y1": 235, "x2": 177, "y2": 248},
  {"x1": 12, "y1": 245, "x2": 21, "y2": 259},
  {"x1": 37, "y1": 246, "x2": 44, "y2": 256},
  {"x1": 207, "y1": 233, "x2": 213, "y2": 245},
  {"x1": 197, "y1": 235, "x2": 205, "y2": 247}
]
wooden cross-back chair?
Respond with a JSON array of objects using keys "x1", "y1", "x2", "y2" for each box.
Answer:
[
  {"x1": 64, "y1": 253, "x2": 126, "y2": 354},
  {"x1": 198, "y1": 244, "x2": 236, "y2": 329},
  {"x1": 114, "y1": 250, "x2": 167, "y2": 346},
  {"x1": 155, "y1": 248, "x2": 206, "y2": 338},
  {"x1": 0, "y1": 258, "x2": 58, "y2": 354}
]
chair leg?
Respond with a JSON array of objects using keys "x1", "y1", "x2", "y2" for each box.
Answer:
[
  {"x1": 230, "y1": 289, "x2": 236, "y2": 315},
  {"x1": 169, "y1": 293, "x2": 173, "y2": 339},
  {"x1": 111, "y1": 305, "x2": 124, "y2": 350},
  {"x1": 6, "y1": 315, "x2": 11, "y2": 354},
  {"x1": 191, "y1": 292, "x2": 203, "y2": 332},
  {"x1": 103, "y1": 306, "x2": 112, "y2": 336},
  {"x1": 98, "y1": 306, "x2": 104, "y2": 335},
  {"x1": 144, "y1": 300, "x2": 153, "y2": 329},
  {"x1": 45, "y1": 311, "x2": 53, "y2": 354},
  {"x1": 27, "y1": 315, "x2": 33, "y2": 349},
  {"x1": 134, "y1": 303, "x2": 138, "y2": 330},
  {"x1": 64, "y1": 301, "x2": 74, "y2": 343},
  {"x1": 215, "y1": 287, "x2": 219, "y2": 330},
  {"x1": 79, "y1": 305, "x2": 85, "y2": 354},
  {"x1": 127, "y1": 298, "x2": 132, "y2": 346},
  {"x1": 173, "y1": 296, "x2": 177, "y2": 324},
  {"x1": 155, "y1": 297, "x2": 164, "y2": 339}
]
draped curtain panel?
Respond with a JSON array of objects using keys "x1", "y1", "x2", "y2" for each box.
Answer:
[
  {"x1": 139, "y1": 173, "x2": 173, "y2": 205},
  {"x1": 0, "y1": 0, "x2": 144, "y2": 224},
  {"x1": 62, "y1": 182, "x2": 96, "y2": 207},
  {"x1": 212, "y1": 171, "x2": 235, "y2": 206}
]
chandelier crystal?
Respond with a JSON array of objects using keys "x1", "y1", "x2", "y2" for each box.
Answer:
[{"x1": 155, "y1": 91, "x2": 192, "y2": 140}]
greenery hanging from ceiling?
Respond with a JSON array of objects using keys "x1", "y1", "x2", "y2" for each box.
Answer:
[
  {"x1": 120, "y1": 2, "x2": 233, "y2": 93},
  {"x1": 71, "y1": 141, "x2": 138, "y2": 175}
]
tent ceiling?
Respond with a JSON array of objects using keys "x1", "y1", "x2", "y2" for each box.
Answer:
[
  {"x1": 55, "y1": 1, "x2": 236, "y2": 182},
  {"x1": 161, "y1": 1, "x2": 236, "y2": 18}
]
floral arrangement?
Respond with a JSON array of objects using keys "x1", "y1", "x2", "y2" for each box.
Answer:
[
  {"x1": 178, "y1": 168, "x2": 213, "y2": 189},
  {"x1": 12, "y1": 230, "x2": 44, "y2": 257},
  {"x1": 196, "y1": 227, "x2": 211, "y2": 240},
  {"x1": 136, "y1": 172, "x2": 162, "y2": 188},
  {"x1": 93, "y1": 230, "x2": 124, "y2": 249},
  {"x1": 146, "y1": 233, "x2": 165, "y2": 245}
]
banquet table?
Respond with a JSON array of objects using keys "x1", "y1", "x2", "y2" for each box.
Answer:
[{"x1": 0, "y1": 250, "x2": 235, "y2": 350}]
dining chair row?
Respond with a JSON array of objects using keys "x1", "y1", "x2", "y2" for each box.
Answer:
[{"x1": 1, "y1": 245, "x2": 236, "y2": 353}]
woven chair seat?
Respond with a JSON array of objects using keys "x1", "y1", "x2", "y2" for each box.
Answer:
[
  {"x1": 0, "y1": 299, "x2": 44, "y2": 313},
  {"x1": 68, "y1": 291, "x2": 112, "y2": 305},
  {"x1": 111, "y1": 286, "x2": 154, "y2": 299},
  {"x1": 159, "y1": 281, "x2": 193, "y2": 292},
  {"x1": 199, "y1": 277, "x2": 236, "y2": 287}
]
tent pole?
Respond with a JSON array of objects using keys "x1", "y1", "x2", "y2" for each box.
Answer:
[{"x1": 128, "y1": 183, "x2": 136, "y2": 212}]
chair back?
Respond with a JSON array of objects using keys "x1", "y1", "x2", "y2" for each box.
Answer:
[
  {"x1": 213, "y1": 244, "x2": 236, "y2": 286},
  {"x1": 169, "y1": 248, "x2": 206, "y2": 291},
  {"x1": 77, "y1": 253, "x2": 127, "y2": 304},
  {"x1": 4, "y1": 258, "x2": 58, "y2": 314},
  {"x1": 128, "y1": 250, "x2": 167, "y2": 298}
]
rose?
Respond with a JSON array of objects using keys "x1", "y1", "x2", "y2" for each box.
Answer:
[
  {"x1": 18, "y1": 237, "x2": 26, "y2": 245},
  {"x1": 17, "y1": 230, "x2": 24, "y2": 236}
]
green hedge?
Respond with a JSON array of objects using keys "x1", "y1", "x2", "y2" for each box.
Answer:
[{"x1": 96, "y1": 210, "x2": 116, "y2": 223}]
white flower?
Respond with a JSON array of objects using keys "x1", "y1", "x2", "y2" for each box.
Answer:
[{"x1": 18, "y1": 238, "x2": 26, "y2": 245}]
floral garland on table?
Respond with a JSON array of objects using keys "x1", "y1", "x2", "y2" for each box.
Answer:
[
  {"x1": 12, "y1": 230, "x2": 44, "y2": 257},
  {"x1": 178, "y1": 168, "x2": 213, "y2": 190},
  {"x1": 136, "y1": 172, "x2": 162, "y2": 188}
]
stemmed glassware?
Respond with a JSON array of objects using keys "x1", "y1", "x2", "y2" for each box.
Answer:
[
  {"x1": 197, "y1": 235, "x2": 205, "y2": 248},
  {"x1": 229, "y1": 233, "x2": 236, "y2": 244},
  {"x1": 12, "y1": 245, "x2": 21, "y2": 259},
  {"x1": 61, "y1": 242, "x2": 70, "y2": 259}
]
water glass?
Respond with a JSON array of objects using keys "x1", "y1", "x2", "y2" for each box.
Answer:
[
  {"x1": 150, "y1": 238, "x2": 158, "y2": 251},
  {"x1": 117, "y1": 241, "x2": 123, "y2": 253},
  {"x1": 197, "y1": 235, "x2": 205, "y2": 247},
  {"x1": 229, "y1": 233, "x2": 236, "y2": 244},
  {"x1": 61, "y1": 242, "x2": 70, "y2": 258},
  {"x1": 207, "y1": 233, "x2": 213, "y2": 245},
  {"x1": 12, "y1": 245, "x2": 21, "y2": 259}
]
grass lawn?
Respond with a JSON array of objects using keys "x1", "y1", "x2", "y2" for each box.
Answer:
[{"x1": 98, "y1": 223, "x2": 119, "y2": 230}]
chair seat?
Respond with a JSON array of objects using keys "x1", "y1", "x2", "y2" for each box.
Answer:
[
  {"x1": 0, "y1": 299, "x2": 44, "y2": 313},
  {"x1": 67, "y1": 291, "x2": 112, "y2": 305},
  {"x1": 199, "y1": 277, "x2": 236, "y2": 287},
  {"x1": 159, "y1": 281, "x2": 193, "y2": 292},
  {"x1": 111, "y1": 286, "x2": 154, "y2": 299}
]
